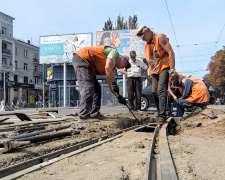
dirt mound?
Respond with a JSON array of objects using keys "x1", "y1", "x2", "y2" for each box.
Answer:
[{"x1": 169, "y1": 107, "x2": 225, "y2": 180}]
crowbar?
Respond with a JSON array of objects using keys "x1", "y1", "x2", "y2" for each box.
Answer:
[{"x1": 125, "y1": 104, "x2": 139, "y2": 123}]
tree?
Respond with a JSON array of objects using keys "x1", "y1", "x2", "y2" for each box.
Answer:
[
  {"x1": 128, "y1": 15, "x2": 138, "y2": 29},
  {"x1": 102, "y1": 18, "x2": 113, "y2": 31},
  {"x1": 102, "y1": 15, "x2": 138, "y2": 30},
  {"x1": 206, "y1": 46, "x2": 225, "y2": 90}
]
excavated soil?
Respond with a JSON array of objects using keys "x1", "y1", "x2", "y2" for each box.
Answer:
[
  {"x1": 18, "y1": 129, "x2": 153, "y2": 180},
  {"x1": 169, "y1": 107, "x2": 225, "y2": 180},
  {"x1": 0, "y1": 111, "x2": 151, "y2": 169}
]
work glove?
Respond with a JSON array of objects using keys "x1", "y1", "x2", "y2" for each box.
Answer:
[
  {"x1": 112, "y1": 82, "x2": 119, "y2": 94},
  {"x1": 168, "y1": 68, "x2": 177, "y2": 80},
  {"x1": 117, "y1": 95, "x2": 126, "y2": 105}
]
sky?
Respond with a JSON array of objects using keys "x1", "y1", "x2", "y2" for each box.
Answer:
[{"x1": 1, "y1": 0, "x2": 225, "y2": 79}]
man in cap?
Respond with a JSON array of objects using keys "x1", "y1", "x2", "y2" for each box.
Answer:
[
  {"x1": 136, "y1": 25, "x2": 175, "y2": 123},
  {"x1": 166, "y1": 73, "x2": 184, "y2": 116},
  {"x1": 176, "y1": 75, "x2": 210, "y2": 117},
  {"x1": 72, "y1": 45, "x2": 130, "y2": 122},
  {"x1": 119, "y1": 50, "x2": 148, "y2": 111}
]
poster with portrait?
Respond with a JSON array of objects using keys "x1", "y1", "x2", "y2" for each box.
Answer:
[
  {"x1": 40, "y1": 33, "x2": 93, "y2": 64},
  {"x1": 96, "y1": 29, "x2": 148, "y2": 58}
]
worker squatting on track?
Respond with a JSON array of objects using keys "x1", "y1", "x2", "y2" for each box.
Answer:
[{"x1": 175, "y1": 75, "x2": 210, "y2": 117}]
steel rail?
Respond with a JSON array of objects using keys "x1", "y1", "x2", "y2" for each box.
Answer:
[
  {"x1": 144, "y1": 125, "x2": 160, "y2": 180},
  {"x1": 0, "y1": 118, "x2": 73, "y2": 133},
  {"x1": 0, "y1": 124, "x2": 146, "y2": 179}
]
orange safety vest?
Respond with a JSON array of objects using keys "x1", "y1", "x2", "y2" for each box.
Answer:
[
  {"x1": 74, "y1": 45, "x2": 108, "y2": 76},
  {"x1": 145, "y1": 34, "x2": 170, "y2": 74},
  {"x1": 169, "y1": 73, "x2": 184, "y2": 95},
  {"x1": 186, "y1": 75, "x2": 210, "y2": 103}
]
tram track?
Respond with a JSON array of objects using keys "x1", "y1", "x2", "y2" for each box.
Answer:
[{"x1": 0, "y1": 112, "x2": 180, "y2": 180}]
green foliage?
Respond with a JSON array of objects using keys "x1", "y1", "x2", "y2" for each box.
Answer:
[
  {"x1": 102, "y1": 18, "x2": 113, "y2": 31},
  {"x1": 206, "y1": 46, "x2": 225, "y2": 90},
  {"x1": 102, "y1": 15, "x2": 138, "y2": 30},
  {"x1": 128, "y1": 15, "x2": 138, "y2": 29}
]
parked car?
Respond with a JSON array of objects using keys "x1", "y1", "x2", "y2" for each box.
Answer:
[
  {"x1": 204, "y1": 82, "x2": 215, "y2": 105},
  {"x1": 140, "y1": 85, "x2": 155, "y2": 110},
  {"x1": 126, "y1": 85, "x2": 155, "y2": 111}
]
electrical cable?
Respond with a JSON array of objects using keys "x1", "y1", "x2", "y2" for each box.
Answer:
[
  {"x1": 172, "y1": 39, "x2": 225, "y2": 47},
  {"x1": 211, "y1": 24, "x2": 225, "y2": 55},
  {"x1": 164, "y1": 0, "x2": 185, "y2": 73}
]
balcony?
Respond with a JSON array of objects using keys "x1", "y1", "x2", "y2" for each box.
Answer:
[
  {"x1": 33, "y1": 71, "x2": 42, "y2": 77},
  {"x1": 2, "y1": 49, "x2": 11, "y2": 56},
  {"x1": 33, "y1": 58, "x2": 39, "y2": 63},
  {"x1": 34, "y1": 84, "x2": 43, "y2": 90},
  {"x1": 2, "y1": 64, "x2": 13, "y2": 71}
]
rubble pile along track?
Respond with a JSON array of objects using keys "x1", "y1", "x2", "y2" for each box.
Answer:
[
  {"x1": 0, "y1": 118, "x2": 75, "y2": 133},
  {"x1": 0, "y1": 112, "x2": 179, "y2": 179}
]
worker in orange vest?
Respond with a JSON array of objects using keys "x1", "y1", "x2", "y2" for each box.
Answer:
[
  {"x1": 176, "y1": 75, "x2": 210, "y2": 117},
  {"x1": 167, "y1": 73, "x2": 184, "y2": 116},
  {"x1": 72, "y1": 46, "x2": 131, "y2": 122},
  {"x1": 136, "y1": 25, "x2": 176, "y2": 123}
]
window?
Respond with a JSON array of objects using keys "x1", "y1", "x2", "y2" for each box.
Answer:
[
  {"x1": 35, "y1": 53, "x2": 38, "y2": 59},
  {"x1": 2, "y1": 27, "x2": 6, "y2": 35},
  {"x1": 15, "y1": 47, "x2": 18, "y2": 55},
  {"x1": 24, "y1": 50, "x2": 28, "y2": 57},
  {"x1": 15, "y1": 61, "x2": 18, "y2": 69},
  {"x1": 14, "y1": 75, "x2": 18, "y2": 82},
  {"x1": 34, "y1": 66, "x2": 37, "y2": 71},
  {"x1": 35, "y1": 77, "x2": 39, "y2": 84},
  {"x1": 2, "y1": 42, "x2": 7, "y2": 49},
  {"x1": 2, "y1": 58, "x2": 7, "y2": 65},
  {"x1": 24, "y1": 76, "x2": 28, "y2": 84},
  {"x1": 24, "y1": 63, "x2": 28, "y2": 70}
]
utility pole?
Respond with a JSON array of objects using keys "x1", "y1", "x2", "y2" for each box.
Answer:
[
  {"x1": 42, "y1": 64, "x2": 45, "y2": 108},
  {"x1": 1, "y1": 71, "x2": 9, "y2": 111},
  {"x1": 3, "y1": 72, "x2": 6, "y2": 106}
]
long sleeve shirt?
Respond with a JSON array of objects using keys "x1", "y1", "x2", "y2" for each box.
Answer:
[{"x1": 182, "y1": 79, "x2": 193, "y2": 99}]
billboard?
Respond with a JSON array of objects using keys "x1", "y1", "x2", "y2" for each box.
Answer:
[
  {"x1": 40, "y1": 33, "x2": 92, "y2": 64},
  {"x1": 96, "y1": 29, "x2": 147, "y2": 58}
]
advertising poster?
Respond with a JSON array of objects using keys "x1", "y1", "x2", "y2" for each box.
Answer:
[
  {"x1": 40, "y1": 33, "x2": 92, "y2": 64},
  {"x1": 96, "y1": 29, "x2": 147, "y2": 58}
]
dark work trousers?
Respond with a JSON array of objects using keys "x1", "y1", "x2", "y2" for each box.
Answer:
[
  {"x1": 166, "y1": 88, "x2": 182, "y2": 113},
  {"x1": 152, "y1": 67, "x2": 169, "y2": 118},
  {"x1": 72, "y1": 54, "x2": 101, "y2": 118},
  {"x1": 176, "y1": 99, "x2": 207, "y2": 117},
  {"x1": 127, "y1": 77, "x2": 142, "y2": 110}
]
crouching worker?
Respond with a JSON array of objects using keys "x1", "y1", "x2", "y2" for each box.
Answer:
[
  {"x1": 72, "y1": 45, "x2": 130, "y2": 122},
  {"x1": 166, "y1": 73, "x2": 184, "y2": 116},
  {"x1": 176, "y1": 75, "x2": 210, "y2": 117}
]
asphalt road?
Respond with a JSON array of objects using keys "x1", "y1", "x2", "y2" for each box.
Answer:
[
  {"x1": 0, "y1": 106, "x2": 157, "y2": 116},
  {"x1": 0, "y1": 105, "x2": 223, "y2": 116}
]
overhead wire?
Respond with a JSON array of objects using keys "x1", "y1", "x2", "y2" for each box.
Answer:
[
  {"x1": 176, "y1": 60, "x2": 211, "y2": 63},
  {"x1": 211, "y1": 23, "x2": 225, "y2": 55},
  {"x1": 172, "y1": 39, "x2": 225, "y2": 47},
  {"x1": 164, "y1": 0, "x2": 185, "y2": 73}
]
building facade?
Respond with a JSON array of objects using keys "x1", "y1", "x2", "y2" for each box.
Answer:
[
  {"x1": 47, "y1": 63, "x2": 148, "y2": 107},
  {"x1": 0, "y1": 11, "x2": 42, "y2": 107}
]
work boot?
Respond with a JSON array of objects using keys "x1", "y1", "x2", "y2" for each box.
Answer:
[
  {"x1": 167, "y1": 111, "x2": 173, "y2": 117},
  {"x1": 154, "y1": 116, "x2": 167, "y2": 124},
  {"x1": 91, "y1": 112, "x2": 105, "y2": 120}
]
